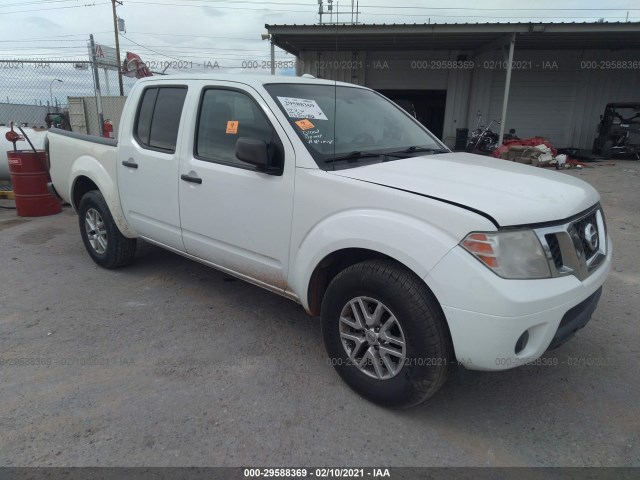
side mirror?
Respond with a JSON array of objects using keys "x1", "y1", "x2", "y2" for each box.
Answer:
[{"x1": 235, "y1": 137, "x2": 269, "y2": 169}]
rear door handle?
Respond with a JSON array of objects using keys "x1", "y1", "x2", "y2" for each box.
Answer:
[
  {"x1": 122, "y1": 160, "x2": 138, "y2": 169},
  {"x1": 181, "y1": 173, "x2": 202, "y2": 184}
]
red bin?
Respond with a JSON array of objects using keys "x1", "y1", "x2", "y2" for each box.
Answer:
[{"x1": 6, "y1": 150, "x2": 62, "y2": 217}]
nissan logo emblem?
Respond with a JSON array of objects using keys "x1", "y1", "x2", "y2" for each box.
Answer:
[{"x1": 584, "y1": 223, "x2": 599, "y2": 252}]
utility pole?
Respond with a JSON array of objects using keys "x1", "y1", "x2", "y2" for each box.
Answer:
[{"x1": 111, "y1": 0, "x2": 124, "y2": 96}]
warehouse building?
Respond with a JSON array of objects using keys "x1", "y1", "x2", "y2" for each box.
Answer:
[{"x1": 266, "y1": 22, "x2": 640, "y2": 150}]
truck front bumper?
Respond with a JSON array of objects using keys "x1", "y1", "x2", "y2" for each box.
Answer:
[{"x1": 424, "y1": 237, "x2": 611, "y2": 371}]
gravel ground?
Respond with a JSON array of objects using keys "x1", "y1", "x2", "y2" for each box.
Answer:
[{"x1": 0, "y1": 159, "x2": 638, "y2": 467}]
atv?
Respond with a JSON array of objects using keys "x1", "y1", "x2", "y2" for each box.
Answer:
[{"x1": 592, "y1": 103, "x2": 640, "y2": 159}]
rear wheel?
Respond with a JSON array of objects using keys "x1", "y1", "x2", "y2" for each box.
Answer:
[
  {"x1": 321, "y1": 260, "x2": 453, "y2": 408},
  {"x1": 601, "y1": 140, "x2": 614, "y2": 159},
  {"x1": 78, "y1": 190, "x2": 137, "y2": 268}
]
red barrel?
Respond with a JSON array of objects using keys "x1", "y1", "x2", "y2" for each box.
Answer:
[{"x1": 7, "y1": 150, "x2": 62, "y2": 217}]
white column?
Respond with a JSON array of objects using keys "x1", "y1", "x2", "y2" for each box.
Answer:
[{"x1": 498, "y1": 34, "x2": 516, "y2": 145}]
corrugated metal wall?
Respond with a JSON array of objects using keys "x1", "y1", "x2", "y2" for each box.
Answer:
[
  {"x1": 298, "y1": 47, "x2": 640, "y2": 150},
  {"x1": 472, "y1": 49, "x2": 640, "y2": 149},
  {"x1": 299, "y1": 51, "x2": 367, "y2": 85},
  {"x1": 0, "y1": 103, "x2": 49, "y2": 127}
]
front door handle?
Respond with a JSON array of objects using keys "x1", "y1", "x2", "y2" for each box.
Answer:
[
  {"x1": 122, "y1": 160, "x2": 138, "y2": 169},
  {"x1": 181, "y1": 173, "x2": 202, "y2": 184}
]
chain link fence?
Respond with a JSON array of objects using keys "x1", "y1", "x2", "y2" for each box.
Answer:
[{"x1": 0, "y1": 59, "x2": 138, "y2": 139}]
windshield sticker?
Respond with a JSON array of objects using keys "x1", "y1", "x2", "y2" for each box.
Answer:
[
  {"x1": 295, "y1": 119, "x2": 315, "y2": 131},
  {"x1": 277, "y1": 97, "x2": 328, "y2": 120},
  {"x1": 226, "y1": 121, "x2": 239, "y2": 134}
]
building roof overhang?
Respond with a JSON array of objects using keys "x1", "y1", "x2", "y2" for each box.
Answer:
[{"x1": 265, "y1": 22, "x2": 640, "y2": 55}]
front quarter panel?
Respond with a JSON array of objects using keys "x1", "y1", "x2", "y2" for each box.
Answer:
[{"x1": 288, "y1": 168, "x2": 496, "y2": 309}]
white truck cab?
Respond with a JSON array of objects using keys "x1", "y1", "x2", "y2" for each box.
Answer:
[{"x1": 47, "y1": 74, "x2": 611, "y2": 407}]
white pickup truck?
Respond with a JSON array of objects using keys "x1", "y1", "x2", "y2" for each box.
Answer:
[{"x1": 47, "y1": 74, "x2": 611, "y2": 407}]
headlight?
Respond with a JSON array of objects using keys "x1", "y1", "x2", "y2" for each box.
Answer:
[{"x1": 461, "y1": 230, "x2": 551, "y2": 279}]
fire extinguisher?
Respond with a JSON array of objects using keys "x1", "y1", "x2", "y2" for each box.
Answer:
[{"x1": 103, "y1": 119, "x2": 114, "y2": 139}]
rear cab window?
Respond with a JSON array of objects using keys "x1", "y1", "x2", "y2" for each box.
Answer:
[{"x1": 134, "y1": 86, "x2": 188, "y2": 153}]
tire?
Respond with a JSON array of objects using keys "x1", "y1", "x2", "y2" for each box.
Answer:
[
  {"x1": 78, "y1": 190, "x2": 137, "y2": 269},
  {"x1": 321, "y1": 260, "x2": 453, "y2": 408},
  {"x1": 601, "y1": 140, "x2": 613, "y2": 159}
]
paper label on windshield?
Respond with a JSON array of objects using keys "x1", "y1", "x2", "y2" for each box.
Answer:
[
  {"x1": 277, "y1": 97, "x2": 328, "y2": 120},
  {"x1": 295, "y1": 119, "x2": 315, "y2": 130}
]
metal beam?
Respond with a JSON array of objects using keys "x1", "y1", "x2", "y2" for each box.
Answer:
[{"x1": 498, "y1": 33, "x2": 516, "y2": 145}]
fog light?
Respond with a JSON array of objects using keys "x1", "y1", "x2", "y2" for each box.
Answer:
[{"x1": 515, "y1": 330, "x2": 529, "y2": 354}]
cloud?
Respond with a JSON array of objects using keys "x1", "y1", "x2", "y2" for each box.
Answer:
[
  {"x1": 25, "y1": 16, "x2": 61, "y2": 29},
  {"x1": 201, "y1": 7, "x2": 227, "y2": 18}
]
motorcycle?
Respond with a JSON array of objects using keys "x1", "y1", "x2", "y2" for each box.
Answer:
[{"x1": 466, "y1": 112, "x2": 517, "y2": 154}]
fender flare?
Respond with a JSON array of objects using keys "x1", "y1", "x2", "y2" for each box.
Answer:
[
  {"x1": 69, "y1": 156, "x2": 137, "y2": 238},
  {"x1": 288, "y1": 208, "x2": 459, "y2": 310}
]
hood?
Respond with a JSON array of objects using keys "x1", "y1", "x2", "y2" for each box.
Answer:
[{"x1": 330, "y1": 152, "x2": 600, "y2": 227}]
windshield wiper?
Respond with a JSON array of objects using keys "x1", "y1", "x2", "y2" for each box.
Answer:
[
  {"x1": 324, "y1": 151, "x2": 385, "y2": 164},
  {"x1": 395, "y1": 146, "x2": 448, "y2": 154}
]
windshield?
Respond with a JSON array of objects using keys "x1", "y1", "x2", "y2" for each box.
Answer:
[
  {"x1": 609, "y1": 106, "x2": 640, "y2": 125},
  {"x1": 264, "y1": 83, "x2": 448, "y2": 170}
]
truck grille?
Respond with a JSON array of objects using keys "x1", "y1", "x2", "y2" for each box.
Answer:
[
  {"x1": 535, "y1": 206, "x2": 607, "y2": 281},
  {"x1": 545, "y1": 234, "x2": 563, "y2": 269}
]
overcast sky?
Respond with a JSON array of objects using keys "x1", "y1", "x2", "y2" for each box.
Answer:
[
  {"x1": 1, "y1": 0, "x2": 638, "y2": 66},
  {"x1": 0, "y1": 0, "x2": 637, "y2": 105}
]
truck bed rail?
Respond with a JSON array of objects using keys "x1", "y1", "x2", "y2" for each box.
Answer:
[{"x1": 49, "y1": 128, "x2": 117, "y2": 147}]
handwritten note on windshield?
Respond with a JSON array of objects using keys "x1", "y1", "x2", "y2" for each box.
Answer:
[{"x1": 277, "y1": 97, "x2": 328, "y2": 120}]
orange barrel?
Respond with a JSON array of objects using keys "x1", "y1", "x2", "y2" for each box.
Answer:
[{"x1": 6, "y1": 150, "x2": 62, "y2": 217}]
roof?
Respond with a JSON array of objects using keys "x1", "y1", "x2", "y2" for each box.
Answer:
[
  {"x1": 134, "y1": 73, "x2": 356, "y2": 88},
  {"x1": 265, "y1": 22, "x2": 640, "y2": 54},
  {"x1": 606, "y1": 103, "x2": 640, "y2": 108}
]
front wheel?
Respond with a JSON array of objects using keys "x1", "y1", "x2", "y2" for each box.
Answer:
[
  {"x1": 321, "y1": 260, "x2": 453, "y2": 408},
  {"x1": 78, "y1": 190, "x2": 137, "y2": 269}
]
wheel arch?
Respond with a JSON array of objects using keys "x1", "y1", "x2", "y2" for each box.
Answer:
[
  {"x1": 305, "y1": 247, "x2": 449, "y2": 320},
  {"x1": 69, "y1": 156, "x2": 137, "y2": 238},
  {"x1": 289, "y1": 209, "x2": 460, "y2": 315},
  {"x1": 71, "y1": 175, "x2": 99, "y2": 211}
]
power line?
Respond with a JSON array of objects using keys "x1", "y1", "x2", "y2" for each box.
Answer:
[
  {"x1": 116, "y1": 1, "x2": 639, "y2": 20},
  {"x1": 111, "y1": 0, "x2": 640, "y2": 10},
  {"x1": 4, "y1": 2, "x2": 109, "y2": 15},
  {"x1": 3, "y1": 0, "x2": 89, "y2": 8},
  {"x1": 0, "y1": 32, "x2": 111, "y2": 42},
  {"x1": 125, "y1": 31, "x2": 262, "y2": 41},
  {"x1": 118, "y1": 33, "x2": 203, "y2": 65},
  {"x1": 124, "y1": 1, "x2": 311, "y2": 13}
]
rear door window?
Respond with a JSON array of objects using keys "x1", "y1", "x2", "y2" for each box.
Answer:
[{"x1": 134, "y1": 86, "x2": 187, "y2": 153}]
